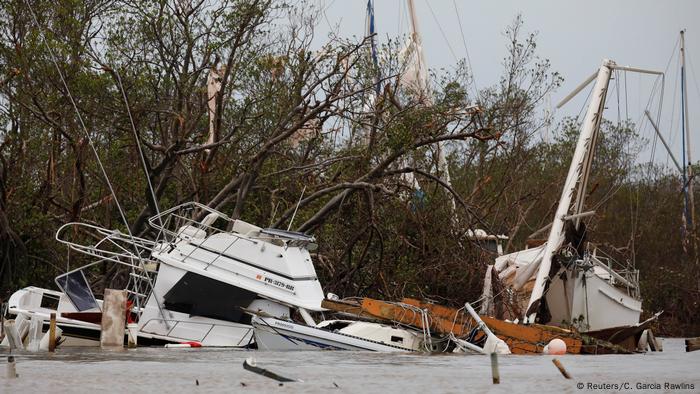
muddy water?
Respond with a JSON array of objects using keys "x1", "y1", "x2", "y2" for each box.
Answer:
[{"x1": 1, "y1": 339, "x2": 698, "y2": 393}]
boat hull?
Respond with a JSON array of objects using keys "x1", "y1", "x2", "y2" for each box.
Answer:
[
  {"x1": 252, "y1": 316, "x2": 416, "y2": 352},
  {"x1": 546, "y1": 269, "x2": 641, "y2": 332}
]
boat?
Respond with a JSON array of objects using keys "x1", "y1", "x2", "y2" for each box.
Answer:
[
  {"x1": 481, "y1": 59, "x2": 664, "y2": 344},
  {"x1": 7, "y1": 202, "x2": 326, "y2": 347},
  {"x1": 252, "y1": 315, "x2": 424, "y2": 351}
]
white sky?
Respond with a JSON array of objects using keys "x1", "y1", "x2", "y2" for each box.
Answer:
[{"x1": 314, "y1": 0, "x2": 700, "y2": 170}]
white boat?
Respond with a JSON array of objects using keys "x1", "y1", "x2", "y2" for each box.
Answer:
[
  {"x1": 7, "y1": 202, "x2": 326, "y2": 347},
  {"x1": 252, "y1": 315, "x2": 424, "y2": 351},
  {"x1": 483, "y1": 59, "x2": 662, "y2": 335}
]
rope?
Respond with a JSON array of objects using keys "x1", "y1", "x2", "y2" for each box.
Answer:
[
  {"x1": 452, "y1": 0, "x2": 478, "y2": 98},
  {"x1": 24, "y1": 1, "x2": 168, "y2": 323},
  {"x1": 113, "y1": 69, "x2": 163, "y2": 227},
  {"x1": 424, "y1": 1, "x2": 459, "y2": 63}
]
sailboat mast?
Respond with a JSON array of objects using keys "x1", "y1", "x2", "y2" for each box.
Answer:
[
  {"x1": 524, "y1": 59, "x2": 614, "y2": 324},
  {"x1": 404, "y1": 0, "x2": 455, "y2": 210},
  {"x1": 681, "y1": 30, "x2": 696, "y2": 230}
]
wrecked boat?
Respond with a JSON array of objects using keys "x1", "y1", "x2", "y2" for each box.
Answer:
[
  {"x1": 480, "y1": 59, "x2": 664, "y2": 351},
  {"x1": 6, "y1": 202, "x2": 326, "y2": 347}
]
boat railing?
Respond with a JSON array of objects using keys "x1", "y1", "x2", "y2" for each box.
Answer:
[
  {"x1": 145, "y1": 202, "x2": 317, "y2": 274},
  {"x1": 147, "y1": 202, "x2": 238, "y2": 244},
  {"x1": 584, "y1": 245, "x2": 640, "y2": 299},
  {"x1": 55, "y1": 222, "x2": 161, "y2": 316},
  {"x1": 56, "y1": 222, "x2": 157, "y2": 266}
]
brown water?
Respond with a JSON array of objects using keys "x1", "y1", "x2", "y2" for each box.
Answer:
[{"x1": 1, "y1": 339, "x2": 698, "y2": 393}]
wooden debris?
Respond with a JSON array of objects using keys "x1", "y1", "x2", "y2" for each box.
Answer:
[
  {"x1": 552, "y1": 358, "x2": 572, "y2": 379},
  {"x1": 322, "y1": 297, "x2": 633, "y2": 355},
  {"x1": 48, "y1": 313, "x2": 57, "y2": 352},
  {"x1": 686, "y1": 337, "x2": 700, "y2": 352}
]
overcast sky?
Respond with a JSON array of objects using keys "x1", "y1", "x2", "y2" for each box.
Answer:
[{"x1": 314, "y1": 0, "x2": 700, "y2": 169}]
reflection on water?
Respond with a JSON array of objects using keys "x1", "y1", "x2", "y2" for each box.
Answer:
[{"x1": 1, "y1": 339, "x2": 698, "y2": 393}]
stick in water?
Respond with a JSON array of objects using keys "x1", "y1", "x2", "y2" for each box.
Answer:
[
  {"x1": 490, "y1": 353, "x2": 500, "y2": 384},
  {"x1": 243, "y1": 357, "x2": 300, "y2": 382},
  {"x1": 552, "y1": 358, "x2": 572, "y2": 379}
]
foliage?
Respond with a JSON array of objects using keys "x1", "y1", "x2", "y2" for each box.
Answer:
[{"x1": 0, "y1": 3, "x2": 696, "y2": 335}]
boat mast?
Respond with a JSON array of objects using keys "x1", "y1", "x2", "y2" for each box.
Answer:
[
  {"x1": 681, "y1": 30, "x2": 696, "y2": 232},
  {"x1": 404, "y1": 0, "x2": 456, "y2": 211},
  {"x1": 524, "y1": 59, "x2": 614, "y2": 324},
  {"x1": 366, "y1": 0, "x2": 380, "y2": 94}
]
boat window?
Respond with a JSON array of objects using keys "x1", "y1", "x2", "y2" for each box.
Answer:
[
  {"x1": 40, "y1": 293, "x2": 60, "y2": 310},
  {"x1": 163, "y1": 272, "x2": 256, "y2": 324},
  {"x1": 321, "y1": 321, "x2": 352, "y2": 332},
  {"x1": 391, "y1": 335, "x2": 404, "y2": 343},
  {"x1": 55, "y1": 271, "x2": 99, "y2": 311}
]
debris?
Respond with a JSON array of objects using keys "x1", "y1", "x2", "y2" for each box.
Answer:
[
  {"x1": 127, "y1": 323, "x2": 138, "y2": 348},
  {"x1": 552, "y1": 358, "x2": 572, "y2": 379},
  {"x1": 26, "y1": 315, "x2": 43, "y2": 352},
  {"x1": 2, "y1": 320, "x2": 23, "y2": 350},
  {"x1": 637, "y1": 329, "x2": 649, "y2": 352},
  {"x1": 6, "y1": 355, "x2": 18, "y2": 379},
  {"x1": 686, "y1": 337, "x2": 700, "y2": 352},
  {"x1": 49, "y1": 313, "x2": 57, "y2": 352},
  {"x1": 490, "y1": 353, "x2": 500, "y2": 384},
  {"x1": 647, "y1": 330, "x2": 660, "y2": 352},
  {"x1": 40, "y1": 325, "x2": 62, "y2": 351},
  {"x1": 243, "y1": 357, "x2": 300, "y2": 382},
  {"x1": 100, "y1": 289, "x2": 127, "y2": 348}
]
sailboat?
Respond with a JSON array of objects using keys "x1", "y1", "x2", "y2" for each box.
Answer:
[{"x1": 483, "y1": 59, "x2": 664, "y2": 343}]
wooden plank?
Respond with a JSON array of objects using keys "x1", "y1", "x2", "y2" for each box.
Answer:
[
  {"x1": 404, "y1": 298, "x2": 582, "y2": 354},
  {"x1": 321, "y1": 299, "x2": 380, "y2": 320},
  {"x1": 686, "y1": 337, "x2": 700, "y2": 352},
  {"x1": 48, "y1": 313, "x2": 56, "y2": 352}
]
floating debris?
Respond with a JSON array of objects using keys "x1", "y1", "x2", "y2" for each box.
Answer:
[{"x1": 242, "y1": 357, "x2": 300, "y2": 382}]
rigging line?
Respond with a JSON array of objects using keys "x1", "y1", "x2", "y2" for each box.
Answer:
[
  {"x1": 668, "y1": 55, "x2": 681, "y2": 152},
  {"x1": 25, "y1": 4, "x2": 135, "y2": 238},
  {"x1": 687, "y1": 53, "x2": 700, "y2": 110},
  {"x1": 113, "y1": 69, "x2": 163, "y2": 227},
  {"x1": 25, "y1": 1, "x2": 169, "y2": 322},
  {"x1": 424, "y1": 1, "x2": 459, "y2": 64},
  {"x1": 452, "y1": 0, "x2": 478, "y2": 98},
  {"x1": 575, "y1": 81, "x2": 595, "y2": 123}
]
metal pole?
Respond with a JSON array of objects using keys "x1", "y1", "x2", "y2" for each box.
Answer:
[
  {"x1": 681, "y1": 30, "x2": 696, "y2": 230},
  {"x1": 645, "y1": 110, "x2": 683, "y2": 174}
]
